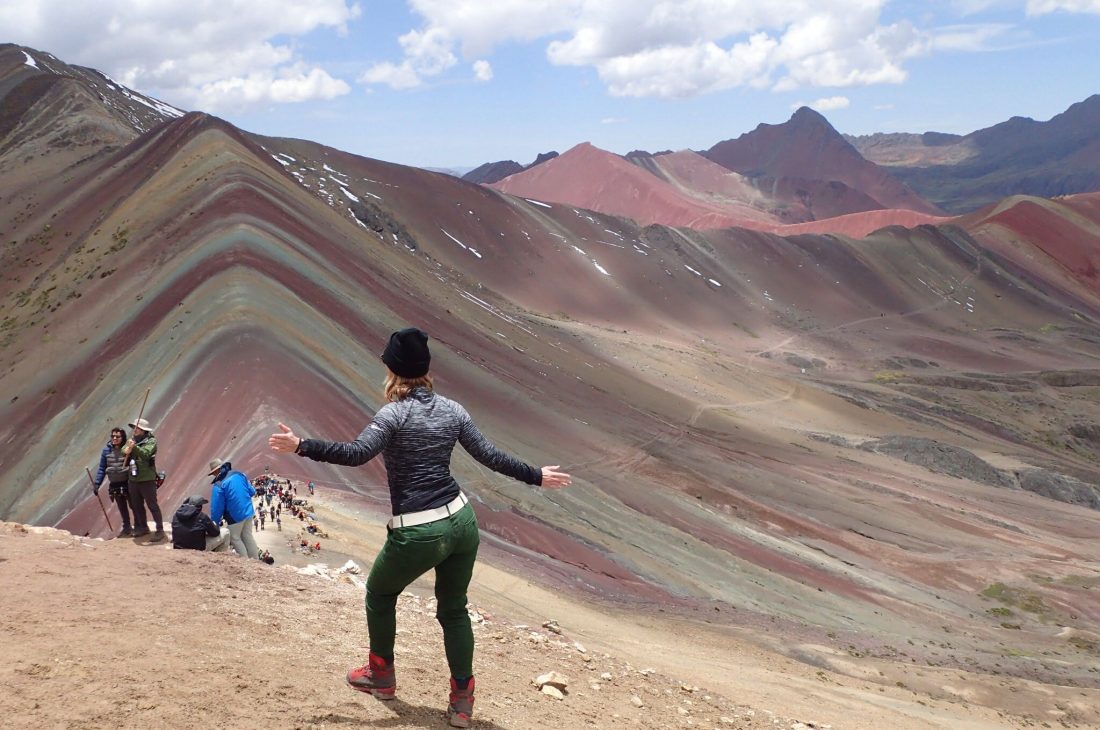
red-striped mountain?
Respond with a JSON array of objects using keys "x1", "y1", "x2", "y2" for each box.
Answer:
[
  {"x1": 484, "y1": 108, "x2": 944, "y2": 232},
  {"x1": 489, "y1": 142, "x2": 783, "y2": 229},
  {"x1": 701, "y1": 106, "x2": 943, "y2": 216},
  {"x1": 7, "y1": 43, "x2": 1100, "y2": 726}
]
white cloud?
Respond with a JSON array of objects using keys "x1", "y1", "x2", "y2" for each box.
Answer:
[
  {"x1": 0, "y1": 0, "x2": 359, "y2": 111},
  {"x1": 930, "y1": 23, "x2": 1015, "y2": 51},
  {"x1": 360, "y1": 25, "x2": 457, "y2": 89},
  {"x1": 794, "y1": 96, "x2": 851, "y2": 112},
  {"x1": 1027, "y1": 0, "x2": 1100, "y2": 14},
  {"x1": 367, "y1": 1, "x2": 937, "y2": 98},
  {"x1": 472, "y1": 59, "x2": 493, "y2": 82}
]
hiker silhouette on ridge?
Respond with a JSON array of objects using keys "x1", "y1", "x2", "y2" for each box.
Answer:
[{"x1": 270, "y1": 326, "x2": 571, "y2": 728}]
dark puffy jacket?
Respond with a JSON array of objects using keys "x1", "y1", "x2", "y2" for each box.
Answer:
[
  {"x1": 171, "y1": 503, "x2": 220, "y2": 550},
  {"x1": 95, "y1": 441, "x2": 129, "y2": 486}
]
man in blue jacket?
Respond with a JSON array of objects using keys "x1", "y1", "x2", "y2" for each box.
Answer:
[{"x1": 207, "y1": 458, "x2": 258, "y2": 558}]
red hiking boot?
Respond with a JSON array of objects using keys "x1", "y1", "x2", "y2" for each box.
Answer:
[
  {"x1": 346, "y1": 652, "x2": 396, "y2": 699},
  {"x1": 448, "y1": 676, "x2": 475, "y2": 728}
]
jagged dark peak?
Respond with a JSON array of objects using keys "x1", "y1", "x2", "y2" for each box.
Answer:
[
  {"x1": 462, "y1": 160, "x2": 523, "y2": 184},
  {"x1": 789, "y1": 105, "x2": 831, "y2": 126},
  {"x1": 529, "y1": 150, "x2": 558, "y2": 166}
]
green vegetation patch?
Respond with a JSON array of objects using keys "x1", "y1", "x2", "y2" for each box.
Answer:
[{"x1": 981, "y1": 582, "x2": 1050, "y2": 614}]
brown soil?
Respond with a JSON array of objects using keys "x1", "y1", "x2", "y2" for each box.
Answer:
[{"x1": 4, "y1": 500, "x2": 1069, "y2": 730}]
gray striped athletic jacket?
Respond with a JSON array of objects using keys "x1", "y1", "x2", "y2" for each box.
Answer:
[{"x1": 297, "y1": 387, "x2": 541, "y2": 514}]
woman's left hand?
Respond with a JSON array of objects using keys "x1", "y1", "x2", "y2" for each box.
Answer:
[
  {"x1": 541, "y1": 465, "x2": 572, "y2": 488},
  {"x1": 269, "y1": 423, "x2": 301, "y2": 453}
]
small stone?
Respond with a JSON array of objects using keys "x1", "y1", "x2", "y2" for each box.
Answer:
[
  {"x1": 630, "y1": 695, "x2": 644, "y2": 708},
  {"x1": 681, "y1": 684, "x2": 699, "y2": 693},
  {"x1": 590, "y1": 683, "x2": 601, "y2": 691},
  {"x1": 639, "y1": 668, "x2": 655, "y2": 676},
  {"x1": 678, "y1": 707, "x2": 689, "y2": 716},
  {"x1": 600, "y1": 672, "x2": 613, "y2": 681},
  {"x1": 719, "y1": 718, "x2": 735, "y2": 725},
  {"x1": 534, "y1": 671, "x2": 570, "y2": 690},
  {"x1": 530, "y1": 633, "x2": 547, "y2": 644},
  {"x1": 582, "y1": 655, "x2": 593, "y2": 662},
  {"x1": 540, "y1": 685, "x2": 565, "y2": 700},
  {"x1": 574, "y1": 642, "x2": 587, "y2": 653},
  {"x1": 543, "y1": 620, "x2": 563, "y2": 634}
]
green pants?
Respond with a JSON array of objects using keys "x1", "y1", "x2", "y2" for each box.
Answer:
[{"x1": 366, "y1": 502, "x2": 480, "y2": 678}]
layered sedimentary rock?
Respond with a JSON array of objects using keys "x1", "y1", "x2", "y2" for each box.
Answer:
[{"x1": 4, "y1": 47, "x2": 1100, "y2": 696}]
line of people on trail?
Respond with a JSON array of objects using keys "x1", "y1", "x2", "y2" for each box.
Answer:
[
  {"x1": 91, "y1": 418, "x2": 165, "y2": 542},
  {"x1": 169, "y1": 464, "x2": 305, "y2": 560}
]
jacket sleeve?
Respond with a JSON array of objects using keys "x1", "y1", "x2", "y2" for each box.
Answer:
[
  {"x1": 209, "y1": 483, "x2": 226, "y2": 524},
  {"x1": 94, "y1": 444, "x2": 109, "y2": 486},
  {"x1": 298, "y1": 404, "x2": 398, "y2": 466},
  {"x1": 456, "y1": 404, "x2": 541, "y2": 485},
  {"x1": 132, "y1": 436, "x2": 157, "y2": 463},
  {"x1": 201, "y1": 513, "x2": 220, "y2": 537}
]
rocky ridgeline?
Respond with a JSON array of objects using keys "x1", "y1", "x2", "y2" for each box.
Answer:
[{"x1": 807, "y1": 432, "x2": 1100, "y2": 511}]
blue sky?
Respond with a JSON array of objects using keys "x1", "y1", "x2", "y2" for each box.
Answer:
[{"x1": 4, "y1": 1, "x2": 1100, "y2": 168}]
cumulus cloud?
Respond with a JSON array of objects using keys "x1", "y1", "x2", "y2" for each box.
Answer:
[
  {"x1": 366, "y1": 0, "x2": 939, "y2": 98},
  {"x1": 472, "y1": 60, "x2": 493, "y2": 82},
  {"x1": 794, "y1": 96, "x2": 851, "y2": 112},
  {"x1": 0, "y1": 0, "x2": 359, "y2": 111},
  {"x1": 360, "y1": 25, "x2": 457, "y2": 89},
  {"x1": 1027, "y1": 0, "x2": 1100, "y2": 13}
]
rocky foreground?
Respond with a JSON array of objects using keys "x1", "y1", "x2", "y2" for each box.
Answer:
[{"x1": 1, "y1": 522, "x2": 816, "y2": 730}]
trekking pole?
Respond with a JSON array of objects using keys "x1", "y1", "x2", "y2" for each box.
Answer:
[
  {"x1": 124, "y1": 387, "x2": 152, "y2": 459},
  {"x1": 86, "y1": 467, "x2": 114, "y2": 532}
]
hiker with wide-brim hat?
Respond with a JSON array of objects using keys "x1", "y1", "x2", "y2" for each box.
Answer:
[
  {"x1": 207, "y1": 457, "x2": 259, "y2": 559},
  {"x1": 269, "y1": 326, "x2": 571, "y2": 728},
  {"x1": 125, "y1": 418, "x2": 165, "y2": 542}
]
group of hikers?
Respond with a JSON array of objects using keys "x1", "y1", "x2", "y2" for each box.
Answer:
[
  {"x1": 90, "y1": 327, "x2": 572, "y2": 728},
  {"x1": 91, "y1": 418, "x2": 163, "y2": 541}
]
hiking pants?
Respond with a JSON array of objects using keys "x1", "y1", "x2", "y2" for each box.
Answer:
[
  {"x1": 108, "y1": 481, "x2": 132, "y2": 529},
  {"x1": 128, "y1": 479, "x2": 162, "y2": 532},
  {"x1": 366, "y1": 502, "x2": 480, "y2": 679},
  {"x1": 227, "y1": 517, "x2": 259, "y2": 558},
  {"x1": 206, "y1": 527, "x2": 231, "y2": 552}
]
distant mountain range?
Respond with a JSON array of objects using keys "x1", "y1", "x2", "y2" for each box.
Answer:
[
  {"x1": 848, "y1": 94, "x2": 1100, "y2": 213},
  {"x1": 465, "y1": 94, "x2": 1100, "y2": 225}
]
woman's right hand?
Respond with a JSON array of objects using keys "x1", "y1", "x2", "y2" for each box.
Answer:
[
  {"x1": 541, "y1": 465, "x2": 572, "y2": 488},
  {"x1": 269, "y1": 423, "x2": 301, "y2": 453}
]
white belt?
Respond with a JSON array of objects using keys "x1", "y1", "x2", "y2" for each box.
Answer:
[{"x1": 388, "y1": 492, "x2": 468, "y2": 529}]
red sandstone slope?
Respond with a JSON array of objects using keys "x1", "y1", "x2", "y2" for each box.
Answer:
[
  {"x1": 704, "y1": 107, "x2": 943, "y2": 216},
  {"x1": 490, "y1": 142, "x2": 777, "y2": 229},
  {"x1": 633, "y1": 150, "x2": 794, "y2": 223}
]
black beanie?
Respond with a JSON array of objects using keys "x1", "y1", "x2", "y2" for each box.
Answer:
[{"x1": 382, "y1": 327, "x2": 431, "y2": 378}]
